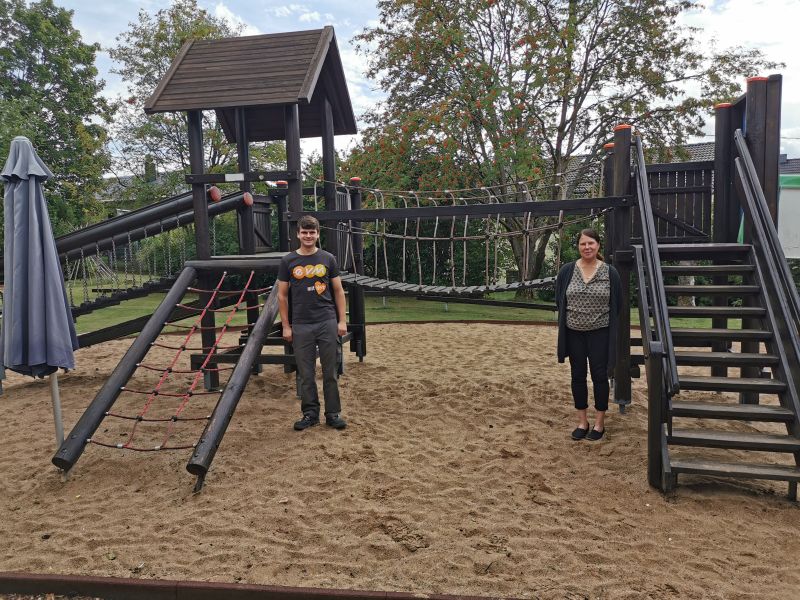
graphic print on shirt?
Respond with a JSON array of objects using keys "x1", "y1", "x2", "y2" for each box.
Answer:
[{"x1": 292, "y1": 264, "x2": 328, "y2": 280}]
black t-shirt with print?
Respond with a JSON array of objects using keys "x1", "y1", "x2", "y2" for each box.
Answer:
[{"x1": 277, "y1": 249, "x2": 340, "y2": 324}]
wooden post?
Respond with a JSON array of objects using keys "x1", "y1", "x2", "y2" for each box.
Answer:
[
  {"x1": 187, "y1": 110, "x2": 218, "y2": 390},
  {"x1": 275, "y1": 181, "x2": 289, "y2": 252},
  {"x1": 235, "y1": 107, "x2": 255, "y2": 255},
  {"x1": 712, "y1": 102, "x2": 733, "y2": 377},
  {"x1": 348, "y1": 177, "x2": 366, "y2": 360},
  {"x1": 764, "y1": 74, "x2": 782, "y2": 227},
  {"x1": 612, "y1": 124, "x2": 632, "y2": 409},
  {"x1": 285, "y1": 104, "x2": 302, "y2": 251},
  {"x1": 235, "y1": 108, "x2": 259, "y2": 351},
  {"x1": 647, "y1": 343, "x2": 665, "y2": 489},
  {"x1": 713, "y1": 103, "x2": 733, "y2": 244},
  {"x1": 742, "y1": 77, "x2": 769, "y2": 404},
  {"x1": 728, "y1": 96, "x2": 747, "y2": 243},
  {"x1": 602, "y1": 143, "x2": 615, "y2": 256},
  {"x1": 321, "y1": 94, "x2": 339, "y2": 260},
  {"x1": 188, "y1": 111, "x2": 210, "y2": 261}
]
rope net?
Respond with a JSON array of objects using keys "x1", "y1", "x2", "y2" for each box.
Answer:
[{"x1": 87, "y1": 271, "x2": 271, "y2": 453}]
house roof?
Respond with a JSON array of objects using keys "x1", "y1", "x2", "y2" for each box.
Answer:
[
  {"x1": 143, "y1": 27, "x2": 357, "y2": 142},
  {"x1": 780, "y1": 156, "x2": 800, "y2": 174}
]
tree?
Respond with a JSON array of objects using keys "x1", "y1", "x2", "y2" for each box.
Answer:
[
  {"x1": 352, "y1": 0, "x2": 779, "y2": 285},
  {"x1": 0, "y1": 0, "x2": 112, "y2": 236},
  {"x1": 107, "y1": 0, "x2": 284, "y2": 206}
]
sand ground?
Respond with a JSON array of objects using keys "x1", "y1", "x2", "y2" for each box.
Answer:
[{"x1": 0, "y1": 323, "x2": 798, "y2": 599}]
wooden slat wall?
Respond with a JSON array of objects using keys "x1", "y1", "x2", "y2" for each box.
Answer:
[{"x1": 632, "y1": 161, "x2": 713, "y2": 243}]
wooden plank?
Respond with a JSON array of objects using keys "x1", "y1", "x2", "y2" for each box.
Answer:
[
  {"x1": 671, "y1": 401, "x2": 794, "y2": 421},
  {"x1": 664, "y1": 284, "x2": 760, "y2": 294},
  {"x1": 288, "y1": 196, "x2": 630, "y2": 222},
  {"x1": 144, "y1": 39, "x2": 194, "y2": 112},
  {"x1": 671, "y1": 350, "x2": 779, "y2": 366},
  {"x1": 646, "y1": 160, "x2": 714, "y2": 173},
  {"x1": 671, "y1": 327, "x2": 771, "y2": 340},
  {"x1": 668, "y1": 305, "x2": 764, "y2": 317},
  {"x1": 660, "y1": 264, "x2": 753, "y2": 274},
  {"x1": 764, "y1": 75, "x2": 782, "y2": 225},
  {"x1": 656, "y1": 243, "x2": 750, "y2": 256},
  {"x1": 170, "y1": 69, "x2": 310, "y2": 86},
  {"x1": 299, "y1": 26, "x2": 333, "y2": 101},
  {"x1": 670, "y1": 459, "x2": 800, "y2": 481},
  {"x1": 678, "y1": 375, "x2": 785, "y2": 393},
  {"x1": 668, "y1": 429, "x2": 800, "y2": 452},
  {"x1": 648, "y1": 185, "x2": 712, "y2": 195}
]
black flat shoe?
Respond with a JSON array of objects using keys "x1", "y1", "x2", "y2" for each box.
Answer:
[
  {"x1": 586, "y1": 428, "x2": 605, "y2": 441},
  {"x1": 571, "y1": 425, "x2": 590, "y2": 440}
]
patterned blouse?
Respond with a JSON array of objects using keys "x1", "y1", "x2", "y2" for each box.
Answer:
[{"x1": 566, "y1": 261, "x2": 611, "y2": 331}]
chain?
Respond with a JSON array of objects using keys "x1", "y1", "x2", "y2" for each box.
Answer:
[
  {"x1": 80, "y1": 247, "x2": 89, "y2": 303},
  {"x1": 177, "y1": 215, "x2": 186, "y2": 268},
  {"x1": 64, "y1": 253, "x2": 75, "y2": 307},
  {"x1": 110, "y1": 238, "x2": 119, "y2": 292}
]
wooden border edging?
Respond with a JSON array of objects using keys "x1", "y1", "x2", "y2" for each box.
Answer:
[{"x1": 0, "y1": 572, "x2": 519, "y2": 600}]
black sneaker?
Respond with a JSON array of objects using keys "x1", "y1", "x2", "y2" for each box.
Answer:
[
  {"x1": 325, "y1": 413, "x2": 347, "y2": 430},
  {"x1": 293, "y1": 414, "x2": 319, "y2": 431}
]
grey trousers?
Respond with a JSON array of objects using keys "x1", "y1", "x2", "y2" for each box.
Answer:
[{"x1": 292, "y1": 319, "x2": 341, "y2": 417}]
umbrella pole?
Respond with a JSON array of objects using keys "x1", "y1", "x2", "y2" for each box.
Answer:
[{"x1": 50, "y1": 373, "x2": 68, "y2": 481}]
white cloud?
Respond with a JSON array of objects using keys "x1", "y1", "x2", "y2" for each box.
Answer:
[
  {"x1": 214, "y1": 3, "x2": 262, "y2": 35},
  {"x1": 299, "y1": 11, "x2": 321, "y2": 23},
  {"x1": 268, "y1": 4, "x2": 305, "y2": 18},
  {"x1": 682, "y1": 0, "x2": 800, "y2": 156}
]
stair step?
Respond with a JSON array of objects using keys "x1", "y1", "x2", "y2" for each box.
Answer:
[
  {"x1": 671, "y1": 328, "x2": 772, "y2": 343},
  {"x1": 664, "y1": 285, "x2": 760, "y2": 295},
  {"x1": 671, "y1": 401, "x2": 795, "y2": 421},
  {"x1": 678, "y1": 375, "x2": 786, "y2": 393},
  {"x1": 667, "y1": 305, "x2": 764, "y2": 318},
  {"x1": 630, "y1": 351, "x2": 779, "y2": 367},
  {"x1": 657, "y1": 243, "x2": 751, "y2": 259},
  {"x1": 660, "y1": 264, "x2": 754, "y2": 275},
  {"x1": 675, "y1": 351, "x2": 777, "y2": 366},
  {"x1": 670, "y1": 459, "x2": 800, "y2": 482},
  {"x1": 668, "y1": 429, "x2": 800, "y2": 452}
]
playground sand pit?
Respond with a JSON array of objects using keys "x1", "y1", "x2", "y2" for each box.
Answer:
[{"x1": 0, "y1": 322, "x2": 798, "y2": 599}]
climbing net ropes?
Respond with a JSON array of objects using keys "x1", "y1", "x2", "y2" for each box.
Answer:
[
  {"x1": 87, "y1": 271, "x2": 270, "y2": 455},
  {"x1": 311, "y1": 159, "x2": 616, "y2": 296}
]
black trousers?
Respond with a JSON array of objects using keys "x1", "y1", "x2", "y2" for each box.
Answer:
[
  {"x1": 566, "y1": 326, "x2": 610, "y2": 411},
  {"x1": 292, "y1": 319, "x2": 341, "y2": 417}
]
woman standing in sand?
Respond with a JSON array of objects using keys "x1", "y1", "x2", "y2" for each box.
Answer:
[{"x1": 555, "y1": 228, "x2": 622, "y2": 441}]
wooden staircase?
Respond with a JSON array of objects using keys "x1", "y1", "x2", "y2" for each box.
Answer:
[{"x1": 633, "y1": 242, "x2": 800, "y2": 499}]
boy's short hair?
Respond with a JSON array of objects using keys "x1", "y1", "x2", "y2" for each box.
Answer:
[{"x1": 298, "y1": 215, "x2": 320, "y2": 231}]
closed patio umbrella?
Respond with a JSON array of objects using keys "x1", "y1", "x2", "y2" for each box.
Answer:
[{"x1": 1, "y1": 136, "x2": 78, "y2": 452}]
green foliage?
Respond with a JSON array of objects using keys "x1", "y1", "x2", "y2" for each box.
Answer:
[
  {"x1": 106, "y1": 0, "x2": 284, "y2": 207},
  {"x1": 350, "y1": 0, "x2": 780, "y2": 286},
  {"x1": 0, "y1": 0, "x2": 112, "y2": 237}
]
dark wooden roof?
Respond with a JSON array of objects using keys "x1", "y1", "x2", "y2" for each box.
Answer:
[{"x1": 144, "y1": 27, "x2": 357, "y2": 142}]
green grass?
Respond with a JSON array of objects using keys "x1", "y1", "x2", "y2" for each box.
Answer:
[{"x1": 75, "y1": 289, "x2": 741, "y2": 336}]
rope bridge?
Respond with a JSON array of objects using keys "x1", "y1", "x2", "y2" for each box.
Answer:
[{"x1": 301, "y1": 168, "x2": 620, "y2": 297}]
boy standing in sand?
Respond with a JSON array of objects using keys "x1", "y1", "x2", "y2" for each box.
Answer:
[{"x1": 277, "y1": 215, "x2": 348, "y2": 431}]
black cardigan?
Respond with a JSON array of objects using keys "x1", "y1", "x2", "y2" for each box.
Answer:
[{"x1": 554, "y1": 261, "x2": 623, "y2": 377}]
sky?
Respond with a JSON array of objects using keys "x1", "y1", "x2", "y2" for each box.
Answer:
[{"x1": 59, "y1": 0, "x2": 800, "y2": 160}]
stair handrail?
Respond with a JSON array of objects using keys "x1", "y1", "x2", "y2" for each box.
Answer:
[
  {"x1": 734, "y1": 130, "x2": 800, "y2": 342},
  {"x1": 734, "y1": 130, "x2": 800, "y2": 421},
  {"x1": 633, "y1": 135, "x2": 680, "y2": 396}
]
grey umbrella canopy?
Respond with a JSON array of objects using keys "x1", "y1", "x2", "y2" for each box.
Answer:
[{"x1": 1, "y1": 136, "x2": 78, "y2": 380}]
